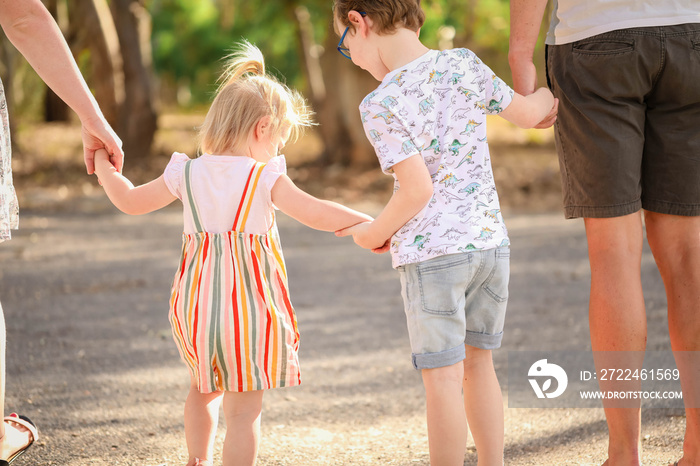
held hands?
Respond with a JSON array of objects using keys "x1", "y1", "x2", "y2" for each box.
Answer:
[
  {"x1": 81, "y1": 115, "x2": 124, "y2": 175},
  {"x1": 335, "y1": 222, "x2": 390, "y2": 254},
  {"x1": 92, "y1": 147, "x2": 117, "y2": 182},
  {"x1": 509, "y1": 56, "x2": 559, "y2": 129},
  {"x1": 537, "y1": 95, "x2": 559, "y2": 129}
]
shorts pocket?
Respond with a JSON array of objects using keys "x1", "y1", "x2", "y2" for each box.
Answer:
[
  {"x1": 572, "y1": 38, "x2": 635, "y2": 55},
  {"x1": 417, "y1": 254, "x2": 472, "y2": 315},
  {"x1": 483, "y1": 248, "x2": 510, "y2": 303}
]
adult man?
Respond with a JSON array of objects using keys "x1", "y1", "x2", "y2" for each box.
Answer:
[{"x1": 509, "y1": 2, "x2": 699, "y2": 465}]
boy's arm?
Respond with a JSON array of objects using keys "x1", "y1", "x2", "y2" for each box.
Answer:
[
  {"x1": 94, "y1": 149, "x2": 176, "y2": 215},
  {"x1": 271, "y1": 175, "x2": 374, "y2": 231},
  {"x1": 499, "y1": 88, "x2": 558, "y2": 129},
  {"x1": 337, "y1": 154, "x2": 433, "y2": 250}
]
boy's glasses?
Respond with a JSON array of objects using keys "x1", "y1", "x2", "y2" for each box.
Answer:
[{"x1": 337, "y1": 11, "x2": 366, "y2": 60}]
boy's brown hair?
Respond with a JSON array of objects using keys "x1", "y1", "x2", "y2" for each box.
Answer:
[{"x1": 333, "y1": 0, "x2": 425, "y2": 34}]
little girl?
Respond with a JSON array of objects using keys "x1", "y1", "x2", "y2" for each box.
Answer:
[{"x1": 93, "y1": 42, "x2": 372, "y2": 466}]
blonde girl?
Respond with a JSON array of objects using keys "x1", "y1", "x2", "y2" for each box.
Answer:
[{"x1": 93, "y1": 42, "x2": 372, "y2": 466}]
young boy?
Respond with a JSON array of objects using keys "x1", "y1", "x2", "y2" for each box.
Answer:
[{"x1": 333, "y1": 1, "x2": 557, "y2": 465}]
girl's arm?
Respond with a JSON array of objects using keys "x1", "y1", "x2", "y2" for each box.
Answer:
[
  {"x1": 94, "y1": 149, "x2": 176, "y2": 215},
  {"x1": 337, "y1": 154, "x2": 434, "y2": 250},
  {"x1": 0, "y1": 0, "x2": 123, "y2": 173},
  {"x1": 499, "y1": 88, "x2": 558, "y2": 129},
  {"x1": 271, "y1": 175, "x2": 373, "y2": 231}
]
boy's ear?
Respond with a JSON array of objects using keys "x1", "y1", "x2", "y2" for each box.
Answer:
[{"x1": 347, "y1": 10, "x2": 369, "y2": 37}]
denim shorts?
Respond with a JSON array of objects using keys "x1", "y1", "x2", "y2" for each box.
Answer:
[
  {"x1": 397, "y1": 247, "x2": 509, "y2": 370},
  {"x1": 546, "y1": 23, "x2": 700, "y2": 219}
]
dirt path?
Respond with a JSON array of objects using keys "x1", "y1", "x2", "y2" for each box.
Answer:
[{"x1": 0, "y1": 199, "x2": 686, "y2": 465}]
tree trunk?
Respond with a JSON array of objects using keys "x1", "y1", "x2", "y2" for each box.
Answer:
[
  {"x1": 110, "y1": 0, "x2": 157, "y2": 159},
  {"x1": 68, "y1": 0, "x2": 123, "y2": 128}
]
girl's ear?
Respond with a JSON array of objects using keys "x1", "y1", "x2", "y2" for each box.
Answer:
[{"x1": 253, "y1": 115, "x2": 273, "y2": 141}]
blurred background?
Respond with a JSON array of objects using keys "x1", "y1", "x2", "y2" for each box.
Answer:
[{"x1": 0, "y1": 0, "x2": 560, "y2": 213}]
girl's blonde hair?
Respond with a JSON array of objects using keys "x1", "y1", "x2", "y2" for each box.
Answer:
[{"x1": 199, "y1": 41, "x2": 313, "y2": 155}]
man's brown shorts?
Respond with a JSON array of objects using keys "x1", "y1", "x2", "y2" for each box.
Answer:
[{"x1": 547, "y1": 23, "x2": 700, "y2": 219}]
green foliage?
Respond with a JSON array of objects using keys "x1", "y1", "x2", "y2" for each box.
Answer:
[{"x1": 146, "y1": 0, "x2": 514, "y2": 106}]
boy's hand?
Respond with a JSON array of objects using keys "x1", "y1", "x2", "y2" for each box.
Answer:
[
  {"x1": 335, "y1": 222, "x2": 388, "y2": 251},
  {"x1": 535, "y1": 96, "x2": 559, "y2": 129},
  {"x1": 371, "y1": 239, "x2": 391, "y2": 254}
]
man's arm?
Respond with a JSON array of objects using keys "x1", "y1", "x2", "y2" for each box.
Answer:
[{"x1": 508, "y1": 0, "x2": 549, "y2": 96}]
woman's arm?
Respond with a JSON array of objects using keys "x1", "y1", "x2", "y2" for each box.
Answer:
[
  {"x1": 271, "y1": 175, "x2": 373, "y2": 232},
  {"x1": 94, "y1": 149, "x2": 176, "y2": 215},
  {"x1": 0, "y1": 0, "x2": 123, "y2": 173}
]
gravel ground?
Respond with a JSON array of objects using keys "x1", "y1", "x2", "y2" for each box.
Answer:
[{"x1": 0, "y1": 197, "x2": 687, "y2": 465}]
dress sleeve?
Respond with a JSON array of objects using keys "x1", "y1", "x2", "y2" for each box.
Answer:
[
  {"x1": 162, "y1": 152, "x2": 191, "y2": 199},
  {"x1": 260, "y1": 155, "x2": 287, "y2": 208}
]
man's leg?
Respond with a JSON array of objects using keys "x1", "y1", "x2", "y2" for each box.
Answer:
[
  {"x1": 585, "y1": 213, "x2": 646, "y2": 466},
  {"x1": 645, "y1": 211, "x2": 700, "y2": 466}
]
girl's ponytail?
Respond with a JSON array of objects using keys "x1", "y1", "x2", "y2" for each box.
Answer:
[
  {"x1": 218, "y1": 41, "x2": 266, "y2": 90},
  {"x1": 199, "y1": 41, "x2": 313, "y2": 156}
]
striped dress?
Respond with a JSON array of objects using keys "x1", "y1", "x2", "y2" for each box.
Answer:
[{"x1": 169, "y1": 159, "x2": 301, "y2": 393}]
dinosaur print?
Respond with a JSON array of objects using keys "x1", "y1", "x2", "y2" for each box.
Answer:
[
  {"x1": 449, "y1": 139, "x2": 468, "y2": 157},
  {"x1": 428, "y1": 69, "x2": 448, "y2": 84},
  {"x1": 439, "y1": 189, "x2": 464, "y2": 204},
  {"x1": 459, "y1": 243, "x2": 482, "y2": 253},
  {"x1": 386, "y1": 70, "x2": 407, "y2": 87},
  {"x1": 401, "y1": 139, "x2": 419, "y2": 155},
  {"x1": 459, "y1": 181, "x2": 481, "y2": 195},
  {"x1": 484, "y1": 209, "x2": 501, "y2": 222},
  {"x1": 475, "y1": 96, "x2": 504, "y2": 113},
  {"x1": 418, "y1": 95, "x2": 435, "y2": 115},
  {"x1": 402, "y1": 79, "x2": 425, "y2": 98},
  {"x1": 479, "y1": 227, "x2": 496, "y2": 240},
  {"x1": 452, "y1": 108, "x2": 472, "y2": 120},
  {"x1": 422, "y1": 139, "x2": 440, "y2": 154},
  {"x1": 358, "y1": 48, "x2": 514, "y2": 267},
  {"x1": 408, "y1": 232, "x2": 431, "y2": 251},
  {"x1": 456, "y1": 146, "x2": 478, "y2": 168},
  {"x1": 460, "y1": 120, "x2": 482, "y2": 135},
  {"x1": 457, "y1": 86, "x2": 479, "y2": 101},
  {"x1": 418, "y1": 213, "x2": 442, "y2": 232},
  {"x1": 373, "y1": 111, "x2": 396, "y2": 125},
  {"x1": 452, "y1": 205, "x2": 472, "y2": 218},
  {"x1": 380, "y1": 95, "x2": 399, "y2": 110},
  {"x1": 433, "y1": 88, "x2": 451, "y2": 100},
  {"x1": 368, "y1": 129, "x2": 382, "y2": 143},
  {"x1": 439, "y1": 172, "x2": 463, "y2": 188},
  {"x1": 449, "y1": 71, "x2": 465, "y2": 85},
  {"x1": 441, "y1": 228, "x2": 468, "y2": 241}
]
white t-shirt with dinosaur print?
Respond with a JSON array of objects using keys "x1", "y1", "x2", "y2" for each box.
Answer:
[{"x1": 360, "y1": 48, "x2": 514, "y2": 268}]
